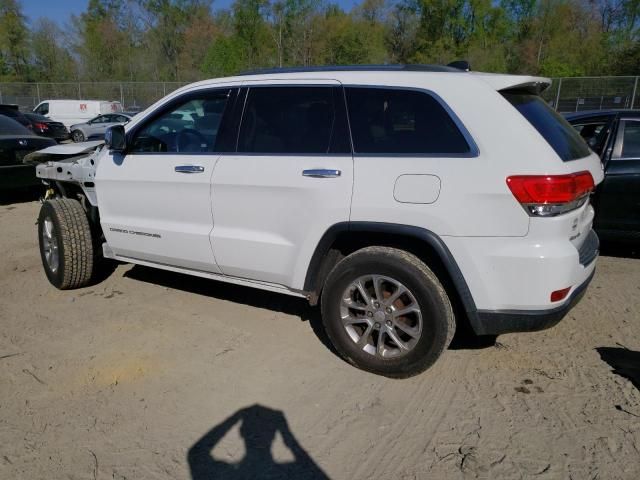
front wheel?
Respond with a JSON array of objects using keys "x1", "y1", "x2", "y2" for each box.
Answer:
[
  {"x1": 38, "y1": 198, "x2": 94, "y2": 289},
  {"x1": 71, "y1": 130, "x2": 85, "y2": 142},
  {"x1": 321, "y1": 246, "x2": 455, "y2": 378}
]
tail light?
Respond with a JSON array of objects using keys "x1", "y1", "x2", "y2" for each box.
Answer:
[
  {"x1": 33, "y1": 122, "x2": 49, "y2": 133},
  {"x1": 551, "y1": 287, "x2": 571, "y2": 302},
  {"x1": 506, "y1": 171, "x2": 595, "y2": 217}
]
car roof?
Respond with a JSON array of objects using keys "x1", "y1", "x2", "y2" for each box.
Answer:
[
  {"x1": 176, "y1": 65, "x2": 551, "y2": 95},
  {"x1": 564, "y1": 109, "x2": 640, "y2": 121}
]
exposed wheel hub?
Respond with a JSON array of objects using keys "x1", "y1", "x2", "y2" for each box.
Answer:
[{"x1": 340, "y1": 274, "x2": 423, "y2": 358}]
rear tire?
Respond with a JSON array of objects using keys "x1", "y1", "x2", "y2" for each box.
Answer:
[
  {"x1": 38, "y1": 198, "x2": 94, "y2": 289},
  {"x1": 321, "y1": 246, "x2": 455, "y2": 378},
  {"x1": 72, "y1": 130, "x2": 85, "y2": 142}
]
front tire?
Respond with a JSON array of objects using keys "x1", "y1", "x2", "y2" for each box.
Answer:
[
  {"x1": 321, "y1": 246, "x2": 455, "y2": 378},
  {"x1": 72, "y1": 130, "x2": 85, "y2": 142},
  {"x1": 38, "y1": 198, "x2": 94, "y2": 289}
]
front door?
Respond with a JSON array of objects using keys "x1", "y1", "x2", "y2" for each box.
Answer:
[
  {"x1": 97, "y1": 87, "x2": 237, "y2": 272},
  {"x1": 211, "y1": 82, "x2": 353, "y2": 289},
  {"x1": 595, "y1": 118, "x2": 640, "y2": 235}
]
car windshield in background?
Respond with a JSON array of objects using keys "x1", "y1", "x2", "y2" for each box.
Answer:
[
  {"x1": 502, "y1": 92, "x2": 591, "y2": 161},
  {"x1": 0, "y1": 114, "x2": 31, "y2": 135}
]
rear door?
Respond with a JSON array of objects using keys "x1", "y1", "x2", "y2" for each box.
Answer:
[
  {"x1": 210, "y1": 81, "x2": 353, "y2": 288},
  {"x1": 86, "y1": 115, "x2": 108, "y2": 137},
  {"x1": 97, "y1": 87, "x2": 237, "y2": 272},
  {"x1": 595, "y1": 118, "x2": 640, "y2": 235}
]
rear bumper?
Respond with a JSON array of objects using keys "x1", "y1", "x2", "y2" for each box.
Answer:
[{"x1": 472, "y1": 268, "x2": 595, "y2": 335}]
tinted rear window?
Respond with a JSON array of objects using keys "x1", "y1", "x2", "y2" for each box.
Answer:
[
  {"x1": 0, "y1": 114, "x2": 31, "y2": 135},
  {"x1": 502, "y1": 92, "x2": 591, "y2": 161},
  {"x1": 345, "y1": 87, "x2": 471, "y2": 155}
]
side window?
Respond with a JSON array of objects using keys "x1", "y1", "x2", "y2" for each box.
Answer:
[
  {"x1": 618, "y1": 120, "x2": 640, "y2": 159},
  {"x1": 36, "y1": 103, "x2": 49, "y2": 115},
  {"x1": 345, "y1": 87, "x2": 471, "y2": 155},
  {"x1": 571, "y1": 119, "x2": 610, "y2": 155},
  {"x1": 237, "y1": 86, "x2": 348, "y2": 154},
  {"x1": 115, "y1": 115, "x2": 129, "y2": 123},
  {"x1": 129, "y1": 90, "x2": 231, "y2": 154}
]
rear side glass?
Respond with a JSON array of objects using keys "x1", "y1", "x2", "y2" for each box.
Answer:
[
  {"x1": 344, "y1": 87, "x2": 471, "y2": 155},
  {"x1": 502, "y1": 92, "x2": 591, "y2": 161},
  {"x1": 238, "y1": 86, "x2": 347, "y2": 154},
  {"x1": 620, "y1": 121, "x2": 640, "y2": 158}
]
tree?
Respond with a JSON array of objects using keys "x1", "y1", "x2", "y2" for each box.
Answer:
[
  {"x1": 31, "y1": 19, "x2": 78, "y2": 81},
  {"x1": 0, "y1": 0, "x2": 30, "y2": 80},
  {"x1": 139, "y1": 0, "x2": 214, "y2": 81}
]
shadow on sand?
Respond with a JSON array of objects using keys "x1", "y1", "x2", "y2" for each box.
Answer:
[
  {"x1": 124, "y1": 264, "x2": 496, "y2": 355},
  {"x1": 188, "y1": 404, "x2": 329, "y2": 480},
  {"x1": 597, "y1": 346, "x2": 640, "y2": 390}
]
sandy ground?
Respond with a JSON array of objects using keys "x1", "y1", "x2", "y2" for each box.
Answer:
[{"x1": 1, "y1": 196, "x2": 639, "y2": 480}]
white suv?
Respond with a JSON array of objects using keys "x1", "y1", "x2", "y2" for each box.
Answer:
[{"x1": 34, "y1": 65, "x2": 603, "y2": 377}]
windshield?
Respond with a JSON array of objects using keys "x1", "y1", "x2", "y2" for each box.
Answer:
[{"x1": 502, "y1": 92, "x2": 591, "y2": 161}]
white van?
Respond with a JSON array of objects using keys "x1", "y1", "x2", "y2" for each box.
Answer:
[{"x1": 33, "y1": 100, "x2": 123, "y2": 128}]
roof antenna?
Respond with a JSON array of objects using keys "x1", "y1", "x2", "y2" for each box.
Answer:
[{"x1": 447, "y1": 60, "x2": 471, "y2": 71}]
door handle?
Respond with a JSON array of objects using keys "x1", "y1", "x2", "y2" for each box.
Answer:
[
  {"x1": 302, "y1": 169, "x2": 341, "y2": 178},
  {"x1": 175, "y1": 165, "x2": 205, "y2": 174}
]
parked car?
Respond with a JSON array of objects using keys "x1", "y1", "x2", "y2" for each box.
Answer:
[
  {"x1": 34, "y1": 65, "x2": 603, "y2": 377},
  {"x1": 70, "y1": 113, "x2": 132, "y2": 142},
  {"x1": 565, "y1": 110, "x2": 640, "y2": 243},
  {"x1": 33, "y1": 100, "x2": 124, "y2": 128},
  {"x1": 24, "y1": 113, "x2": 70, "y2": 142},
  {"x1": 0, "y1": 115, "x2": 56, "y2": 190},
  {"x1": 0, "y1": 104, "x2": 32, "y2": 129}
]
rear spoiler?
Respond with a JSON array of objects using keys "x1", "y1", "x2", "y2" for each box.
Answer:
[{"x1": 471, "y1": 73, "x2": 552, "y2": 95}]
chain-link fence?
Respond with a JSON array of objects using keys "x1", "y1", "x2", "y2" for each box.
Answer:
[
  {"x1": 0, "y1": 82, "x2": 188, "y2": 112},
  {"x1": 0, "y1": 76, "x2": 639, "y2": 113},
  {"x1": 542, "y1": 76, "x2": 639, "y2": 112}
]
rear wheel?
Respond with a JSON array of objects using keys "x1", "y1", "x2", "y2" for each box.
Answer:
[
  {"x1": 38, "y1": 198, "x2": 94, "y2": 289},
  {"x1": 72, "y1": 130, "x2": 85, "y2": 142},
  {"x1": 321, "y1": 246, "x2": 455, "y2": 378}
]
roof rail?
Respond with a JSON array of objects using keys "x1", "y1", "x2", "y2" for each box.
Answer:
[{"x1": 238, "y1": 64, "x2": 467, "y2": 76}]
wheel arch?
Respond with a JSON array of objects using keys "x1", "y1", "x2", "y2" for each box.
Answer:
[{"x1": 304, "y1": 222, "x2": 480, "y2": 330}]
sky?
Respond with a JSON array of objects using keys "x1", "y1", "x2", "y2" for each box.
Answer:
[{"x1": 20, "y1": 0, "x2": 361, "y2": 27}]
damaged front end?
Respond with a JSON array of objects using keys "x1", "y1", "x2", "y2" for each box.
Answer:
[{"x1": 25, "y1": 141, "x2": 104, "y2": 206}]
